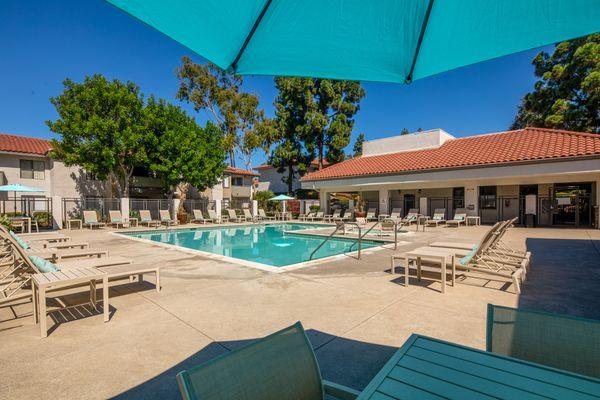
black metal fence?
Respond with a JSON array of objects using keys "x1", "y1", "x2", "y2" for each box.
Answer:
[
  {"x1": 62, "y1": 197, "x2": 121, "y2": 223},
  {"x1": 182, "y1": 199, "x2": 213, "y2": 214},
  {"x1": 129, "y1": 198, "x2": 170, "y2": 220},
  {"x1": 0, "y1": 197, "x2": 53, "y2": 229}
]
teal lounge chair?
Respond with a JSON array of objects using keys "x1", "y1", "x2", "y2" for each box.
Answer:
[
  {"x1": 487, "y1": 304, "x2": 600, "y2": 378},
  {"x1": 176, "y1": 322, "x2": 360, "y2": 400}
]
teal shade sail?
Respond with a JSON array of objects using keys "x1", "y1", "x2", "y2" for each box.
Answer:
[
  {"x1": 107, "y1": 0, "x2": 600, "y2": 84},
  {"x1": 269, "y1": 194, "x2": 295, "y2": 201}
]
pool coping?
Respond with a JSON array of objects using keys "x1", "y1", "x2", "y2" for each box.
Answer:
[{"x1": 112, "y1": 222, "x2": 397, "y2": 273}]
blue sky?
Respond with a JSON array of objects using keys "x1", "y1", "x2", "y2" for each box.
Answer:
[{"x1": 2, "y1": 0, "x2": 548, "y2": 167}]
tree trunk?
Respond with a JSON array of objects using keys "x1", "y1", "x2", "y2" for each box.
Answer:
[
  {"x1": 229, "y1": 150, "x2": 236, "y2": 167},
  {"x1": 318, "y1": 140, "x2": 324, "y2": 170},
  {"x1": 177, "y1": 182, "x2": 190, "y2": 214},
  {"x1": 287, "y1": 162, "x2": 293, "y2": 195}
]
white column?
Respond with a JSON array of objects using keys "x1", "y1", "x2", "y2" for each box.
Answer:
[
  {"x1": 252, "y1": 200, "x2": 258, "y2": 216},
  {"x1": 378, "y1": 189, "x2": 389, "y2": 215},
  {"x1": 215, "y1": 199, "x2": 222, "y2": 219},
  {"x1": 419, "y1": 197, "x2": 428, "y2": 216},
  {"x1": 120, "y1": 197, "x2": 130, "y2": 221},
  {"x1": 319, "y1": 191, "x2": 328, "y2": 213},
  {"x1": 348, "y1": 199, "x2": 355, "y2": 212},
  {"x1": 465, "y1": 185, "x2": 479, "y2": 216},
  {"x1": 51, "y1": 196, "x2": 63, "y2": 230},
  {"x1": 171, "y1": 198, "x2": 180, "y2": 219}
]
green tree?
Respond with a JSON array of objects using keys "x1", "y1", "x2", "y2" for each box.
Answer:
[
  {"x1": 176, "y1": 57, "x2": 271, "y2": 167},
  {"x1": 400, "y1": 128, "x2": 410, "y2": 135},
  {"x1": 274, "y1": 77, "x2": 365, "y2": 170},
  {"x1": 353, "y1": 133, "x2": 365, "y2": 157},
  {"x1": 47, "y1": 75, "x2": 148, "y2": 197},
  {"x1": 144, "y1": 97, "x2": 226, "y2": 209},
  {"x1": 512, "y1": 34, "x2": 600, "y2": 132}
]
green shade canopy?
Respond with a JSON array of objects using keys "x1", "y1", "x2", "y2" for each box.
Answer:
[
  {"x1": 269, "y1": 194, "x2": 295, "y2": 201},
  {"x1": 107, "y1": 0, "x2": 600, "y2": 84}
]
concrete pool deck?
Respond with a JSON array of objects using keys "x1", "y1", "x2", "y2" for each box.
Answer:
[{"x1": 1, "y1": 222, "x2": 599, "y2": 399}]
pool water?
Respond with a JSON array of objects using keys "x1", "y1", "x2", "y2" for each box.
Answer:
[{"x1": 122, "y1": 223, "x2": 383, "y2": 267}]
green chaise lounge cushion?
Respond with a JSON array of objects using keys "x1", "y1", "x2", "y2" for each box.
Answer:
[
  {"x1": 29, "y1": 255, "x2": 60, "y2": 273},
  {"x1": 9, "y1": 230, "x2": 30, "y2": 250}
]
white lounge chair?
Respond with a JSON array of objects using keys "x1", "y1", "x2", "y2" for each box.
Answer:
[
  {"x1": 83, "y1": 210, "x2": 106, "y2": 230},
  {"x1": 191, "y1": 210, "x2": 212, "y2": 224},
  {"x1": 243, "y1": 208, "x2": 258, "y2": 223},
  {"x1": 365, "y1": 208, "x2": 378, "y2": 222},
  {"x1": 159, "y1": 210, "x2": 178, "y2": 226},
  {"x1": 446, "y1": 208, "x2": 467, "y2": 227},
  {"x1": 208, "y1": 209, "x2": 228, "y2": 224},
  {"x1": 139, "y1": 210, "x2": 161, "y2": 227},
  {"x1": 108, "y1": 210, "x2": 133, "y2": 228},
  {"x1": 227, "y1": 209, "x2": 244, "y2": 223},
  {"x1": 401, "y1": 209, "x2": 419, "y2": 224},
  {"x1": 309, "y1": 211, "x2": 324, "y2": 221},
  {"x1": 258, "y1": 208, "x2": 276, "y2": 221},
  {"x1": 426, "y1": 209, "x2": 447, "y2": 227}
]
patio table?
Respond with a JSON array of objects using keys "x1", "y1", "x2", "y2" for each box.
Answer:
[
  {"x1": 357, "y1": 334, "x2": 600, "y2": 399},
  {"x1": 9, "y1": 216, "x2": 32, "y2": 233}
]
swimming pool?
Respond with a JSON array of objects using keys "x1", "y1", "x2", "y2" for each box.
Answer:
[{"x1": 121, "y1": 223, "x2": 384, "y2": 268}]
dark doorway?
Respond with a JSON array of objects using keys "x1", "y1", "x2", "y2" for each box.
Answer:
[
  {"x1": 403, "y1": 194, "x2": 415, "y2": 216},
  {"x1": 553, "y1": 183, "x2": 592, "y2": 227},
  {"x1": 452, "y1": 187, "x2": 465, "y2": 211}
]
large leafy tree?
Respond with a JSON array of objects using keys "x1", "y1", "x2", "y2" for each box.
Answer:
[
  {"x1": 48, "y1": 75, "x2": 148, "y2": 197},
  {"x1": 144, "y1": 97, "x2": 226, "y2": 208},
  {"x1": 512, "y1": 34, "x2": 599, "y2": 133},
  {"x1": 274, "y1": 77, "x2": 365, "y2": 169},
  {"x1": 176, "y1": 56, "x2": 271, "y2": 167}
]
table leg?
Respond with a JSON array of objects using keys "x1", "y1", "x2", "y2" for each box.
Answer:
[
  {"x1": 39, "y1": 287, "x2": 47, "y2": 338},
  {"x1": 390, "y1": 256, "x2": 395, "y2": 274},
  {"x1": 404, "y1": 256, "x2": 409, "y2": 287},
  {"x1": 417, "y1": 257, "x2": 422, "y2": 281},
  {"x1": 441, "y1": 256, "x2": 446, "y2": 294},
  {"x1": 103, "y1": 276, "x2": 109, "y2": 322},
  {"x1": 32, "y1": 283, "x2": 37, "y2": 324},
  {"x1": 451, "y1": 255, "x2": 456, "y2": 286},
  {"x1": 28, "y1": 218, "x2": 32, "y2": 234},
  {"x1": 90, "y1": 281, "x2": 97, "y2": 309}
]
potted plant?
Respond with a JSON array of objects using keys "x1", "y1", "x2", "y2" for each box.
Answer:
[{"x1": 354, "y1": 198, "x2": 367, "y2": 218}]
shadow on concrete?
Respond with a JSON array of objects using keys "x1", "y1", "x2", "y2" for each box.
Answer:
[
  {"x1": 112, "y1": 328, "x2": 398, "y2": 400},
  {"x1": 518, "y1": 238, "x2": 600, "y2": 320}
]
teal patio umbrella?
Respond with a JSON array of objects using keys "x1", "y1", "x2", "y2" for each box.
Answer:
[
  {"x1": 269, "y1": 194, "x2": 294, "y2": 214},
  {"x1": 107, "y1": 0, "x2": 599, "y2": 84},
  {"x1": 0, "y1": 184, "x2": 45, "y2": 215}
]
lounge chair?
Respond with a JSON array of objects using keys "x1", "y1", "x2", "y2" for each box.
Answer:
[
  {"x1": 430, "y1": 219, "x2": 531, "y2": 267},
  {"x1": 426, "y1": 208, "x2": 447, "y2": 227},
  {"x1": 190, "y1": 210, "x2": 212, "y2": 224},
  {"x1": 401, "y1": 208, "x2": 419, "y2": 224},
  {"x1": 324, "y1": 209, "x2": 341, "y2": 222},
  {"x1": 227, "y1": 209, "x2": 244, "y2": 223},
  {"x1": 298, "y1": 211, "x2": 314, "y2": 221},
  {"x1": 139, "y1": 210, "x2": 161, "y2": 227},
  {"x1": 159, "y1": 210, "x2": 178, "y2": 226},
  {"x1": 0, "y1": 231, "x2": 133, "y2": 305},
  {"x1": 176, "y1": 322, "x2": 360, "y2": 400},
  {"x1": 3, "y1": 227, "x2": 88, "y2": 251},
  {"x1": 446, "y1": 208, "x2": 467, "y2": 227},
  {"x1": 108, "y1": 210, "x2": 133, "y2": 228},
  {"x1": 243, "y1": 208, "x2": 258, "y2": 223},
  {"x1": 18, "y1": 232, "x2": 71, "y2": 243},
  {"x1": 365, "y1": 208, "x2": 378, "y2": 222},
  {"x1": 309, "y1": 211, "x2": 324, "y2": 221},
  {"x1": 83, "y1": 210, "x2": 106, "y2": 230},
  {"x1": 487, "y1": 304, "x2": 600, "y2": 378},
  {"x1": 258, "y1": 208, "x2": 276, "y2": 221},
  {"x1": 387, "y1": 207, "x2": 402, "y2": 221},
  {"x1": 208, "y1": 209, "x2": 228, "y2": 224}
]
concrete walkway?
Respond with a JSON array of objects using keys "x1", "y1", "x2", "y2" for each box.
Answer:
[{"x1": 1, "y1": 223, "x2": 599, "y2": 399}]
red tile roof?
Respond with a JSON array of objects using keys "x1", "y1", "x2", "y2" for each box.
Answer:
[
  {"x1": 302, "y1": 128, "x2": 600, "y2": 181},
  {"x1": 0, "y1": 133, "x2": 52, "y2": 156},
  {"x1": 225, "y1": 166, "x2": 260, "y2": 177}
]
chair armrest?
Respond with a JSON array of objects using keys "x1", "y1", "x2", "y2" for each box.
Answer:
[{"x1": 323, "y1": 380, "x2": 360, "y2": 400}]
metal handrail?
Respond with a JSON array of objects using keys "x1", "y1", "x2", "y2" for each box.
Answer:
[
  {"x1": 309, "y1": 222, "x2": 346, "y2": 260},
  {"x1": 348, "y1": 222, "x2": 380, "y2": 254}
]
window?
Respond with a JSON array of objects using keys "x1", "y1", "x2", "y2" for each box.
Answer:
[
  {"x1": 223, "y1": 176, "x2": 230, "y2": 188},
  {"x1": 20, "y1": 160, "x2": 45, "y2": 180},
  {"x1": 452, "y1": 187, "x2": 465, "y2": 209},
  {"x1": 232, "y1": 176, "x2": 244, "y2": 186},
  {"x1": 479, "y1": 186, "x2": 497, "y2": 209}
]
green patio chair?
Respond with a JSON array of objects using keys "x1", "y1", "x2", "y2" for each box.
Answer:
[
  {"x1": 176, "y1": 322, "x2": 360, "y2": 400},
  {"x1": 487, "y1": 304, "x2": 600, "y2": 378}
]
